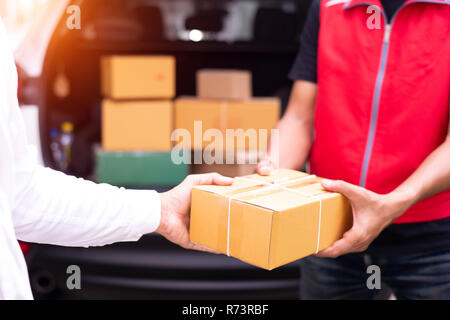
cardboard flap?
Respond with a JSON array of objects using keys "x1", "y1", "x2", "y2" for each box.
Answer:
[
  {"x1": 194, "y1": 169, "x2": 307, "y2": 194},
  {"x1": 193, "y1": 169, "x2": 334, "y2": 212}
]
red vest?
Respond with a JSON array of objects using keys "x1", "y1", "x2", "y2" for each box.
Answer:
[{"x1": 310, "y1": 0, "x2": 450, "y2": 223}]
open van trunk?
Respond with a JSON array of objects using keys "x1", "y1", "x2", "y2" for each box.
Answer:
[
  {"x1": 41, "y1": 0, "x2": 305, "y2": 178},
  {"x1": 27, "y1": 0, "x2": 309, "y2": 299}
]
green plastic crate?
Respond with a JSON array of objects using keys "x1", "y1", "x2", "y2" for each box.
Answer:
[{"x1": 96, "y1": 150, "x2": 188, "y2": 187}]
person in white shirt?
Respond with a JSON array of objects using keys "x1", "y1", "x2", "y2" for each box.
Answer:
[{"x1": 0, "y1": 18, "x2": 233, "y2": 299}]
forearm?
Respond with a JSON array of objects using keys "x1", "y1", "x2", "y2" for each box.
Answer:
[
  {"x1": 268, "y1": 115, "x2": 313, "y2": 170},
  {"x1": 266, "y1": 81, "x2": 317, "y2": 170},
  {"x1": 13, "y1": 165, "x2": 160, "y2": 247},
  {"x1": 386, "y1": 137, "x2": 450, "y2": 219}
]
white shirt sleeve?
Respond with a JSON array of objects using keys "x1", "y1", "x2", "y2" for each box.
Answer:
[
  {"x1": 13, "y1": 164, "x2": 162, "y2": 247},
  {"x1": 2, "y1": 22, "x2": 161, "y2": 248}
]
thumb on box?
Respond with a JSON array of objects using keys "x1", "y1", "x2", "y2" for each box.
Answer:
[
  {"x1": 256, "y1": 159, "x2": 275, "y2": 176},
  {"x1": 321, "y1": 179, "x2": 365, "y2": 202}
]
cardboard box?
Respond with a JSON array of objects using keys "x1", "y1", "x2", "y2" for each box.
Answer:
[
  {"x1": 197, "y1": 70, "x2": 252, "y2": 100},
  {"x1": 191, "y1": 163, "x2": 256, "y2": 178},
  {"x1": 190, "y1": 169, "x2": 352, "y2": 270},
  {"x1": 174, "y1": 97, "x2": 280, "y2": 151},
  {"x1": 101, "y1": 55, "x2": 175, "y2": 99},
  {"x1": 191, "y1": 151, "x2": 258, "y2": 177},
  {"x1": 102, "y1": 100, "x2": 173, "y2": 152},
  {"x1": 96, "y1": 149, "x2": 188, "y2": 187}
]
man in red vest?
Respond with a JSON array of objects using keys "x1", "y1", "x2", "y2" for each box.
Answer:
[{"x1": 258, "y1": 0, "x2": 450, "y2": 299}]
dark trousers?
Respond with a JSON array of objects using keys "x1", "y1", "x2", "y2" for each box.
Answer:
[{"x1": 300, "y1": 249, "x2": 450, "y2": 300}]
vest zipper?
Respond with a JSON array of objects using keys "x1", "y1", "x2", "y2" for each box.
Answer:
[
  {"x1": 359, "y1": 22, "x2": 391, "y2": 187},
  {"x1": 384, "y1": 24, "x2": 392, "y2": 43}
]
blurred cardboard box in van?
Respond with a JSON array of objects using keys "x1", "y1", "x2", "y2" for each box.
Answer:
[
  {"x1": 174, "y1": 97, "x2": 280, "y2": 151},
  {"x1": 102, "y1": 100, "x2": 173, "y2": 152},
  {"x1": 197, "y1": 70, "x2": 252, "y2": 100},
  {"x1": 101, "y1": 55, "x2": 175, "y2": 100},
  {"x1": 191, "y1": 151, "x2": 259, "y2": 177}
]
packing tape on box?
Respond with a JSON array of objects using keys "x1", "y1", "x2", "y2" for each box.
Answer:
[{"x1": 226, "y1": 175, "x2": 326, "y2": 257}]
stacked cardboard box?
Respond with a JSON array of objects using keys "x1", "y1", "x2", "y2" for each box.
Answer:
[
  {"x1": 101, "y1": 55, "x2": 175, "y2": 100},
  {"x1": 191, "y1": 150, "x2": 260, "y2": 177},
  {"x1": 176, "y1": 69, "x2": 281, "y2": 177},
  {"x1": 101, "y1": 55, "x2": 175, "y2": 151},
  {"x1": 98, "y1": 55, "x2": 187, "y2": 187},
  {"x1": 196, "y1": 70, "x2": 252, "y2": 100}
]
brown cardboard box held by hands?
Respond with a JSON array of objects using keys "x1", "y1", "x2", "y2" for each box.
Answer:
[{"x1": 190, "y1": 169, "x2": 353, "y2": 270}]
